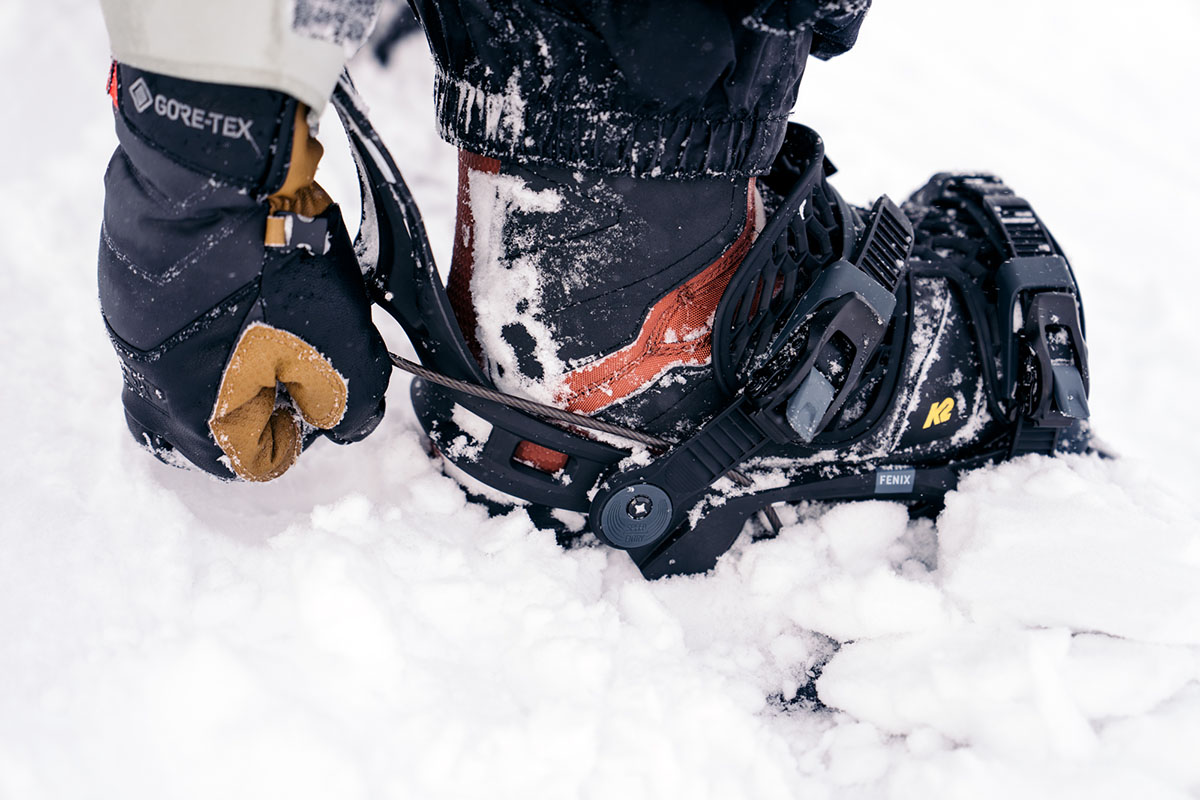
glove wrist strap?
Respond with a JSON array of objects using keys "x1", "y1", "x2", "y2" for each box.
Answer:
[{"x1": 109, "y1": 62, "x2": 299, "y2": 194}]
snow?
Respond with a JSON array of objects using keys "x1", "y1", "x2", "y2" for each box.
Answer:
[
  {"x1": 464, "y1": 166, "x2": 567, "y2": 402},
  {"x1": 938, "y1": 456, "x2": 1200, "y2": 645},
  {"x1": 439, "y1": 72, "x2": 529, "y2": 149},
  {"x1": 2, "y1": 1, "x2": 1200, "y2": 799}
]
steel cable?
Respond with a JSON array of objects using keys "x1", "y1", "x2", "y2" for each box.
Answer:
[{"x1": 389, "y1": 352, "x2": 783, "y2": 534}]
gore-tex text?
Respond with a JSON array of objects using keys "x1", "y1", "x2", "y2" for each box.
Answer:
[{"x1": 128, "y1": 77, "x2": 261, "y2": 156}]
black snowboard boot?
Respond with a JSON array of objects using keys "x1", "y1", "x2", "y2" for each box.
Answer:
[
  {"x1": 332, "y1": 87, "x2": 1092, "y2": 579},
  {"x1": 444, "y1": 151, "x2": 782, "y2": 471}
]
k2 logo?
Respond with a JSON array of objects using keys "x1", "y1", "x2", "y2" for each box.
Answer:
[{"x1": 922, "y1": 397, "x2": 955, "y2": 429}]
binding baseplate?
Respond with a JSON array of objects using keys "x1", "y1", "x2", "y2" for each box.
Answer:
[{"x1": 331, "y1": 75, "x2": 1092, "y2": 580}]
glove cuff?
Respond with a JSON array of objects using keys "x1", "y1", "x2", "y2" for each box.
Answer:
[{"x1": 108, "y1": 62, "x2": 299, "y2": 195}]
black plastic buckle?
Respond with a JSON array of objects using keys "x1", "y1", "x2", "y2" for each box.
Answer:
[
  {"x1": 589, "y1": 196, "x2": 913, "y2": 556},
  {"x1": 996, "y1": 256, "x2": 1089, "y2": 427},
  {"x1": 747, "y1": 195, "x2": 912, "y2": 440},
  {"x1": 917, "y1": 175, "x2": 1090, "y2": 435}
]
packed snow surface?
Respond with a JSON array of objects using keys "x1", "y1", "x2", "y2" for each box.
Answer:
[{"x1": 2, "y1": 1, "x2": 1199, "y2": 798}]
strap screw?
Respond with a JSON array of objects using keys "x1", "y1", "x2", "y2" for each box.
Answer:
[{"x1": 627, "y1": 495, "x2": 653, "y2": 520}]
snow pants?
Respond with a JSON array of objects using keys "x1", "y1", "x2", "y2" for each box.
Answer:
[
  {"x1": 412, "y1": 0, "x2": 871, "y2": 177},
  {"x1": 100, "y1": 0, "x2": 869, "y2": 177}
]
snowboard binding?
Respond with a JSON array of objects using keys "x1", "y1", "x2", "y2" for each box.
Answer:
[{"x1": 331, "y1": 75, "x2": 1092, "y2": 579}]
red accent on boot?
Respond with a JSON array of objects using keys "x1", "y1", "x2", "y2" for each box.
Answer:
[{"x1": 448, "y1": 150, "x2": 501, "y2": 364}]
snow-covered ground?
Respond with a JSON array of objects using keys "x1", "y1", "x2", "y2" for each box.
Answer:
[{"x1": 3, "y1": 1, "x2": 1200, "y2": 797}]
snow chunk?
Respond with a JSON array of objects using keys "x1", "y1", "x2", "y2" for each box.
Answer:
[{"x1": 938, "y1": 455, "x2": 1200, "y2": 645}]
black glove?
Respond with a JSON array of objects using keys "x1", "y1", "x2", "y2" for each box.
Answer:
[{"x1": 99, "y1": 64, "x2": 391, "y2": 481}]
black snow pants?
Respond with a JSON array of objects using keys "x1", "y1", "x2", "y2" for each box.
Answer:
[{"x1": 408, "y1": 0, "x2": 871, "y2": 178}]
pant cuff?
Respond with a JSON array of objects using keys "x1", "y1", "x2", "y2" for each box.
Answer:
[{"x1": 433, "y1": 72, "x2": 790, "y2": 179}]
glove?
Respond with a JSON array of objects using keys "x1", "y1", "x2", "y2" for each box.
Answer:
[{"x1": 99, "y1": 63, "x2": 391, "y2": 481}]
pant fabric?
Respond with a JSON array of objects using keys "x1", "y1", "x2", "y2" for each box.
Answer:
[{"x1": 409, "y1": 0, "x2": 871, "y2": 178}]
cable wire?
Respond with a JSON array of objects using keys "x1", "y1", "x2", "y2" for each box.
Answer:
[
  {"x1": 390, "y1": 352, "x2": 783, "y2": 534},
  {"x1": 389, "y1": 352, "x2": 670, "y2": 449}
]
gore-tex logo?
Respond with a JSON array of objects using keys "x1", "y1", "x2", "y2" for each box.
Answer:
[
  {"x1": 127, "y1": 76, "x2": 260, "y2": 155},
  {"x1": 128, "y1": 76, "x2": 153, "y2": 112}
]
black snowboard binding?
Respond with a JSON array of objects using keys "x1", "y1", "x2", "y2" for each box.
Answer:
[{"x1": 331, "y1": 76, "x2": 1092, "y2": 579}]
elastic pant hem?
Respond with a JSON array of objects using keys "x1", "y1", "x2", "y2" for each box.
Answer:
[{"x1": 433, "y1": 72, "x2": 791, "y2": 179}]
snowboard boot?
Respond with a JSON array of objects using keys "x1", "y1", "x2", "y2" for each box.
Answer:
[
  {"x1": 580, "y1": 145, "x2": 1094, "y2": 576},
  {"x1": 443, "y1": 150, "x2": 854, "y2": 475},
  {"x1": 330, "y1": 86, "x2": 1091, "y2": 579},
  {"x1": 427, "y1": 126, "x2": 1089, "y2": 575}
]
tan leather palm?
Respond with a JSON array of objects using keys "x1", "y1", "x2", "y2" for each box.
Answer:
[{"x1": 209, "y1": 324, "x2": 347, "y2": 481}]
